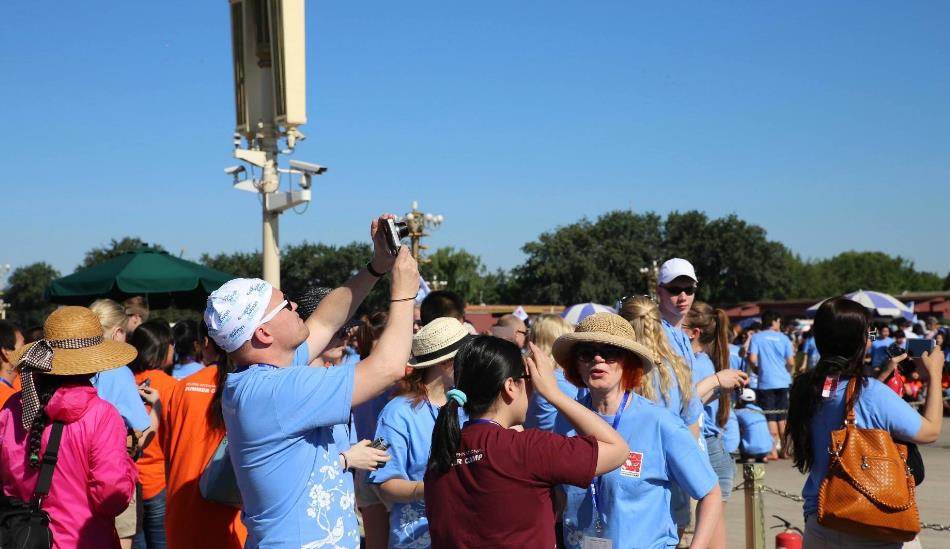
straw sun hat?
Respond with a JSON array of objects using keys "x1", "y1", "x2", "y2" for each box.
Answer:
[
  {"x1": 12, "y1": 306, "x2": 137, "y2": 429},
  {"x1": 12, "y1": 306, "x2": 137, "y2": 375},
  {"x1": 409, "y1": 317, "x2": 472, "y2": 368},
  {"x1": 552, "y1": 312, "x2": 656, "y2": 373}
]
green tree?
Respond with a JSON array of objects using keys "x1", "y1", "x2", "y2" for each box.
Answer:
[
  {"x1": 79, "y1": 237, "x2": 164, "y2": 270},
  {"x1": 664, "y1": 212, "x2": 801, "y2": 303},
  {"x1": 511, "y1": 211, "x2": 663, "y2": 304},
  {"x1": 422, "y1": 247, "x2": 492, "y2": 305},
  {"x1": 808, "y1": 252, "x2": 943, "y2": 296},
  {"x1": 3, "y1": 262, "x2": 60, "y2": 328},
  {"x1": 200, "y1": 250, "x2": 262, "y2": 279}
]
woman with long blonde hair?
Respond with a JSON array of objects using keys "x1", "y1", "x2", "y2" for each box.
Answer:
[
  {"x1": 618, "y1": 296, "x2": 701, "y2": 430},
  {"x1": 525, "y1": 314, "x2": 587, "y2": 431}
]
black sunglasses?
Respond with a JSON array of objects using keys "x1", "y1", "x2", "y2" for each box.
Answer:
[
  {"x1": 661, "y1": 285, "x2": 697, "y2": 296},
  {"x1": 575, "y1": 344, "x2": 626, "y2": 363}
]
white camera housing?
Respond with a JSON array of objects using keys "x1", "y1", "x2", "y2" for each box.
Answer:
[
  {"x1": 289, "y1": 160, "x2": 327, "y2": 175},
  {"x1": 224, "y1": 165, "x2": 246, "y2": 176}
]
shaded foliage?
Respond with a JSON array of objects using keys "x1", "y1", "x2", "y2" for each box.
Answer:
[{"x1": 4, "y1": 262, "x2": 60, "y2": 328}]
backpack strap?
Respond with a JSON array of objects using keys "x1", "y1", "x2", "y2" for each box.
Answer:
[{"x1": 31, "y1": 421, "x2": 64, "y2": 508}]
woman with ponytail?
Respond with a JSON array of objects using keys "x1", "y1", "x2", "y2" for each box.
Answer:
[
  {"x1": 159, "y1": 321, "x2": 246, "y2": 549},
  {"x1": 683, "y1": 302, "x2": 749, "y2": 549},
  {"x1": 368, "y1": 318, "x2": 471, "y2": 549},
  {"x1": 424, "y1": 334, "x2": 629, "y2": 549},
  {"x1": 785, "y1": 297, "x2": 944, "y2": 547}
]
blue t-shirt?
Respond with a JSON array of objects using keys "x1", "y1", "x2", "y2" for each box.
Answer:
[
  {"x1": 657, "y1": 320, "x2": 703, "y2": 427},
  {"x1": 723, "y1": 406, "x2": 740, "y2": 453},
  {"x1": 692, "y1": 352, "x2": 723, "y2": 438},
  {"x1": 170, "y1": 360, "x2": 203, "y2": 381},
  {"x1": 525, "y1": 369, "x2": 587, "y2": 431},
  {"x1": 728, "y1": 343, "x2": 742, "y2": 371},
  {"x1": 749, "y1": 331, "x2": 793, "y2": 390},
  {"x1": 369, "y1": 395, "x2": 467, "y2": 549},
  {"x1": 90, "y1": 365, "x2": 150, "y2": 431},
  {"x1": 223, "y1": 347, "x2": 359, "y2": 549},
  {"x1": 557, "y1": 394, "x2": 717, "y2": 549},
  {"x1": 802, "y1": 338, "x2": 820, "y2": 369},
  {"x1": 735, "y1": 404, "x2": 772, "y2": 457},
  {"x1": 869, "y1": 337, "x2": 894, "y2": 368},
  {"x1": 801, "y1": 378, "x2": 922, "y2": 517}
]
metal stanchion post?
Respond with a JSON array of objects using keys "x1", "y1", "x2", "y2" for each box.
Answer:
[{"x1": 744, "y1": 462, "x2": 766, "y2": 549}]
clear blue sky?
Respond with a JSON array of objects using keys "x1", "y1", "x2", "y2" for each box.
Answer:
[{"x1": 2, "y1": 1, "x2": 948, "y2": 284}]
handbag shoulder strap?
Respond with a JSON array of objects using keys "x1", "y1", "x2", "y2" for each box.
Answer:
[
  {"x1": 32, "y1": 420, "x2": 65, "y2": 507},
  {"x1": 842, "y1": 377, "x2": 858, "y2": 426}
]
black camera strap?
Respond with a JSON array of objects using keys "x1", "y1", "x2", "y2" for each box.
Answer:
[{"x1": 31, "y1": 421, "x2": 64, "y2": 510}]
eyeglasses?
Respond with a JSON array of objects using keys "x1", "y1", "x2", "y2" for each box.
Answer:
[
  {"x1": 575, "y1": 344, "x2": 626, "y2": 363},
  {"x1": 660, "y1": 285, "x2": 697, "y2": 296},
  {"x1": 258, "y1": 299, "x2": 293, "y2": 327}
]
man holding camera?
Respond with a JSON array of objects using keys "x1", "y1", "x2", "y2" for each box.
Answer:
[{"x1": 204, "y1": 215, "x2": 419, "y2": 549}]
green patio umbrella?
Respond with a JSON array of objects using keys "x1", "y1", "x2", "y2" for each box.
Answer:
[{"x1": 47, "y1": 247, "x2": 237, "y2": 309}]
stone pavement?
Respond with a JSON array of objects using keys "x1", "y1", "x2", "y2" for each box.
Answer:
[{"x1": 723, "y1": 427, "x2": 950, "y2": 548}]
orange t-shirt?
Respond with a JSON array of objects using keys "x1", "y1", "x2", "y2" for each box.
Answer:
[
  {"x1": 0, "y1": 379, "x2": 16, "y2": 409},
  {"x1": 134, "y1": 369, "x2": 178, "y2": 500},
  {"x1": 159, "y1": 366, "x2": 246, "y2": 549}
]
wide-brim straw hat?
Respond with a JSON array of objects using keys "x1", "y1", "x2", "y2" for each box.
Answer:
[
  {"x1": 409, "y1": 317, "x2": 472, "y2": 368},
  {"x1": 552, "y1": 312, "x2": 656, "y2": 373},
  {"x1": 11, "y1": 306, "x2": 137, "y2": 376}
]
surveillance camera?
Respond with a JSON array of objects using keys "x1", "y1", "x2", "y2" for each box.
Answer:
[
  {"x1": 224, "y1": 165, "x2": 246, "y2": 176},
  {"x1": 289, "y1": 160, "x2": 327, "y2": 175}
]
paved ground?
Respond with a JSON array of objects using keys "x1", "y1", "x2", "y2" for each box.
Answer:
[{"x1": 724, "y1": 426, "x2": 950, "y2": 548}]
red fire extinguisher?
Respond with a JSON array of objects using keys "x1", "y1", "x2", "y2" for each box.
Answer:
[{"x1": 772, "y1": 515, "x2": 803, "y2": 549}]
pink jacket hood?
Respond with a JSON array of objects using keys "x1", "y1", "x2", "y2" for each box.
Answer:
[{"x1": 44, "y1": 383, "x2": 98, "y2": 423}]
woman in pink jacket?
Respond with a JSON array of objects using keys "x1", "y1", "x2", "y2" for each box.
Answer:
[{"x1": 1, "y1": 306, "x2": 139, "y2": 549}]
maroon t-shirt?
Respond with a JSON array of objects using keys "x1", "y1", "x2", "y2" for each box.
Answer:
[{"x1": 424, "y1": 423, "x2": 598, "y2": 549}]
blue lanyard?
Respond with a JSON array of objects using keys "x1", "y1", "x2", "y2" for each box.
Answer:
[
  {"x1": 464, "y1": 418, "x2": 503, "y2": 428},
  {"x1": 588, "y1": 391, "x2": 630, "y2": 533}
]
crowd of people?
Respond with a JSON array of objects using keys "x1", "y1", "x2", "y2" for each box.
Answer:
[{"x1": 0, "y1": 213, "x2": 946, "y2": 549}]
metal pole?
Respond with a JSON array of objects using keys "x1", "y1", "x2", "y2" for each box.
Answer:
[
  {"x1": 260, "y1": 138, "x2": 281, "y2": 288},
  {"x1": 744, "y1": 462, "x2": 766, "y2": 549}
]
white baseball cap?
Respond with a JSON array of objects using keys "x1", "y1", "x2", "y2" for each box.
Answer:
[
  {"x1": 658, "y1": 258, "x2": 698, "y2": 285},
  {"x1": 204, "y1": 278, "x2": 274, "y2": 353}
]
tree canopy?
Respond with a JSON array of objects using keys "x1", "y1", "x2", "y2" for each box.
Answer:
[{"x1": 2, "y1": 211, "x2": 946, "y2": 326}]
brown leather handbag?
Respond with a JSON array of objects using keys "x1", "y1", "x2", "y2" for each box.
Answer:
[{"x1": 817, "y1": 379, "x2": 920, "y2": 542}]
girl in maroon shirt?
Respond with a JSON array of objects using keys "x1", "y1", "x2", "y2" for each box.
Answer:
[{"x1": 424, "y1": 336, "x2": 630, "y2": 549}]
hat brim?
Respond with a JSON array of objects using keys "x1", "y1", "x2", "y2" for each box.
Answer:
[
  {"x1": 408, "y1": 334, "x2": 472, "y2": 369},
  {"x1": 552, "y1": 332, "x2": 655, "y2": 375},
  {"x1": 12, "y1": 340, "x2": 137, "y2": 376}
]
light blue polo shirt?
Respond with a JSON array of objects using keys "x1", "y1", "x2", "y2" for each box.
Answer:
[
  {"x1": 525, "y1": 369, "x2": 588, "y2": 431},
  {"x1": 369, "y1": 395, "x2": 467, "y2": 549},
  {"x1": 170, "y1": 359, "x2": 203, "y2": 380},
  {"x1": 735, "y1": 405, "x2": 772, "y2": 457},
  {"x1": 692, "y1": 352, "x2": 723, "y2": 438},
  {"x1": 90, "y1": 365, "x2": 150, "y2": 431},
  {"x1": 802, "y1": 337, "x2": 820, "y2": 369},
  {"x1": 869, "y1": 337, "x2": 895, "y2": 368},
  {"x1": 723, "y1": 406, "x2": 740, "y2": 453},
  {"x1": 557, "y1": 394, "x2": 716, "y2": 549},
  {"x1": 801, "y1": 378, "x2": 921, "y2": 517},
  {"x1": 749, "y1": 330, "x2": 793, "y2": 390},
  {"x1": 222, "y1": 344, "x2": 360, "y2": 549}
]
